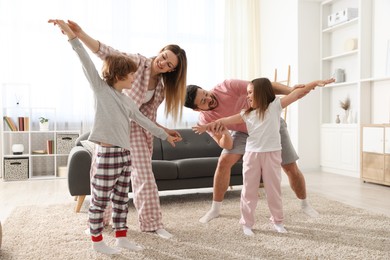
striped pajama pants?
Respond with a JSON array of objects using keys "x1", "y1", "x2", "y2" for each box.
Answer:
[
  {"x1": 89, "y1": 145, "x2": 132, "y2": 237},
  {"x1": 90, "y1": 148, "x2": 112, "y2": 226}
]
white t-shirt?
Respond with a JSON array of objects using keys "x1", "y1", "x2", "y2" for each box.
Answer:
[
  {"x1": 240, "y1": 97, "x2": 282, "y2": 153},
  {"x1": 143, "y1": 89, "x2": 155, "y2": 103}
]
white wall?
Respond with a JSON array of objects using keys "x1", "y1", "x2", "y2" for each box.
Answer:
[
  {"x1": 371, "y1": 0, "x2": 390, "y2": 124},
  {"x1": 259, "y1": 0, "x2": 298, "y2": 152},
  {"x1": 260, "y1": 0, "x2": 321, "y2": 171},
  {"x1": 296, "y1": 1, "x2": 321, "y2": 170}
]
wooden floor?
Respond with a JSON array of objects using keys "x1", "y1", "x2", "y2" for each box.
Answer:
[{"x1": 1, "y1": 171, "x2": 390, "y2": 222}]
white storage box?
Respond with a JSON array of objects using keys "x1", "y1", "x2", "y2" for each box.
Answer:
[
  {"x1": 4, "y1": 157, "x2": 29, "y2": 181},
  {"x1": 57, "y1": 166, "x2": 68, "y2": 178},
  {"x1": 56, "y1": 134, "x2": 79, "y2": 154},
  {"x1": 328, "y1": 8, "x2": 358, "y2": 27}
]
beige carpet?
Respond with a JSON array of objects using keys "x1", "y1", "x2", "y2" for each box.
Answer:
[{"x1": 1, "y1": 187, "x2": 390, "y2": 260}]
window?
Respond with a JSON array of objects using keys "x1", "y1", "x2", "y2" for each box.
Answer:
[{"x1": 0, "y1": 0, "x2": 225, "y2": 130}]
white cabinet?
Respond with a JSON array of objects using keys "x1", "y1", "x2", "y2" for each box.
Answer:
[
  {"x1": 362, "y1": 127, "x2": 383, "y2": 154},
  {"x1": 1, "y1": 106, "x2": 79, "y2": 181},
  {"x1": 385, "y1": 127, "x2": 390, "y2": 154},
  {"x1": 361, "y1": 124, "x2": 390, "y2": 186},
  {"x1": 321, "y1": 125, "x2": 358, "y2": 176}
]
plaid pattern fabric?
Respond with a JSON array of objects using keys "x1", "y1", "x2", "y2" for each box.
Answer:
[
  {"x1": 97, "y1": 42, "x2": 166, "y2": 231},
  {"x1": 90, "y1": 148, "x2": 112, "y2": 226},
  {"x1": 130, "y1": 123, "x2": 164, "y2": 231},
  {"x1": 89, "y1": 146, "x2": 132, "y2": 237}
]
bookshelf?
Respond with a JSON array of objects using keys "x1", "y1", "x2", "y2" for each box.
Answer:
[{"x1": 1, "y1": 85, "x2": 79, "y2": 181}]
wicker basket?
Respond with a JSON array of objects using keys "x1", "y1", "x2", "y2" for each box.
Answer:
[
  {"x1": 4, "y1": 157, "x2": 29, "y2": 181},
  {"x1": 56, "y1": 134, "x2": 79, "y2": 154}
]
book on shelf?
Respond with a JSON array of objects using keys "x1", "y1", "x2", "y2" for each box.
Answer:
[
  {"x1": 24, "y1": 117, "x2": 30, "y2": 131},
  {"x1": 18, "y1": 117, "x2": 24, "y2": 131},
  {"x1": 3, "y1": 116, "x2": 18, "y2": 131},
  {"x1": 46, "y1": 140, "x2": 54, "y2": 154},
  {"x1": 17, "y1": 116, "x2": 30, "y2": 131}
]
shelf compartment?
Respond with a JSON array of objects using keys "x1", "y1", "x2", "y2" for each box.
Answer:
[
  {"x1": 322, "y1": 17, "x2": 358, "y2": 33},
  {"x1": 3, "y1": 157, "x2": 29, "y2": 181},
  {"x1": 322, "y1": 50, "x2": 358, "y2": 61},
  {"x1": 2, "y1": 132, "x2": 29, "y2": 156},
  {"x1": 30, "y1": 156, "x2": 55, "y2": 178}
]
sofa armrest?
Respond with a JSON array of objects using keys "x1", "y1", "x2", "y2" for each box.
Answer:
[{"x1": 67, "y1": 146, "x2": 92, "y2": 196}]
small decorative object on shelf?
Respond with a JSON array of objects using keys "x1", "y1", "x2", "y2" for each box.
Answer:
[
  {"x1": 327, "y1": 8, "x2": 358, "y2": 27},
  {"x1": 335, "y1": 115, "x2": 341, "y2": 124},
  {"x1": 344, "y1": 38, "x2": 357, "y2": 51},
  {"x1": 333, "y1": 68, "x2": 345, "y2": 83},
  {"x1": 339, "y1": 96, "x2": 351, "y2": 124},
  {"x1": 11, "y1": 144, "x2": 24, "y2": 155},
  {"x1": 39, "y1": 117, "x2": 49, "y2": 131}
]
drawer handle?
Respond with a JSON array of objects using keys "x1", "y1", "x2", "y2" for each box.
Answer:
[
  {"x1": 10, "y1": 162, "x2": 22, "y2": 165},
  {"x1": 62, "y1": 137, "x2": 72, "y2": 140}
]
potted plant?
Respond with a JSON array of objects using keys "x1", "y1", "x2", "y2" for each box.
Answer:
[{"x1": 39, "y1": 117, "x2": 49, "y2": 131}]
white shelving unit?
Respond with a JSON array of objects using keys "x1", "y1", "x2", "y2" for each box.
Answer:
[
  {"x1": 1, "y1": 85, "x2": 79, "y2": 181},
  {"x1": 1, "y1": 107, "x2": 80, "y2": 180},
  {"x1": 319, "y1": 0, "x2": 369, "y2": 177},
  {"x1": 320, "y1": 0, "x2": 390, "y2": 177}
]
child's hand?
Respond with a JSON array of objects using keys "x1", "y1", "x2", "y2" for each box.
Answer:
[
  {"x1": 317, "y1": 78, "x2": 335, "y2": 86},
  {"x1": 208, "y1": 121, "x2": 226, "y2": 134},
  {"x1": 165, "y1": 129, "x2": 182, "y2": 142},
  {"x1": 67, "y1": 20, "x2": 83, "y2": 36},
  {"x1": 48, "y1": 19, "x2": 76, "y2": 40},
  {"x1": 192, "y1": 124, "x2": 208, "y2": 134},
  {"x1": 166, "y1": 135, "x2": 177, "y2": 147}
]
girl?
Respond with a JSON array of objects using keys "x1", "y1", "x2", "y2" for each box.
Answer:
[{"x1": 194, "y1": 77, "x2": 331, "y2": 235}]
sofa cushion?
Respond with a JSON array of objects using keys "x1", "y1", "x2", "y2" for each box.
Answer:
[
  {"x1": 152, "y1": 137, "x2": 163, "y2": 160},
  {"x1": 175, "y1": 157, "x2": 219, "y2": 179},
  {"x1": 80, "y1": 140, "x2": 95, "y2": 156},
  {"x1": 161, "y1": 129, "x2": 222, "y2": 160},
  {"x1": 152, "y1": 161, "x2": 178, "y2": 180},
  {"x1": 231, "y1": 161, "x2": 243, "y2": 176}
]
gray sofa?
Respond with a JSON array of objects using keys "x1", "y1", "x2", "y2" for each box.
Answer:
[{"x1": 67, "y1": 128, "x2": 243, "y2": 212}]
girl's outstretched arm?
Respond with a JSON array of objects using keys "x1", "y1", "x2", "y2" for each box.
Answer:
[{"x1": 281, "y1": 78, "x2": 335, "y2": 108}]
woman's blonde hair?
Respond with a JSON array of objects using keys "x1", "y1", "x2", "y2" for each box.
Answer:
[
  {"x1": 102, "y1": 54, "x2": 137, "y2": 87},
  {"x1": 160, "y1": 44, "x2": 187, "y2": 123}
]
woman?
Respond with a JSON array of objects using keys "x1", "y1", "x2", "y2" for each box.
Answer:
[{"x1": 67, "y1": 20, "x2": 187, "y2": 239}]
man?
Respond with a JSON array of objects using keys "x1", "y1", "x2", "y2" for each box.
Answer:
[{"x1": 185, "y1": 78, "x2": 334, "y2": 223}]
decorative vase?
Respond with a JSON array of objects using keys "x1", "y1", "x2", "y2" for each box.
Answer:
[
  {"x1": 343, "y1": 110, "x2": 349, "y2": 124},
  {"x1": 335, "y1": 115, "x2": 341, "y2": 124},
  {"x1": 347, "y1": 110, "x2": 353, "y2": 124},
  {"x1": 39, "y1": 121, "x2": 49, "y2": 131}
]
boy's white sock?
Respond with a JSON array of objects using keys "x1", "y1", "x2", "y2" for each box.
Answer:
[
  {"x1": 243, "y1": 226, "x2": 254, "y2": 236},
  {"x1": 93, "y1": 241, "x2": 120, "y2": 255},
  {"x1": 273, "y1": 223, "x2": 288, "y2": 233},
  {"x1": 300, "y1": 199, "x2": 319, "y2": 217},
  {"x1": 199, "y1": 201, "x2": 222, "y2": 223},
  {"x1": 115, "y1": 237, "x2": 143, "y2": 251},
  {"x1": 155, "y1": 228, "x2": 173, "y2": 239}
]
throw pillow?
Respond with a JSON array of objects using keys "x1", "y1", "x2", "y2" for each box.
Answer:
[{"x1": 80, "y1": 140, "x2": 95, "y2": 155}]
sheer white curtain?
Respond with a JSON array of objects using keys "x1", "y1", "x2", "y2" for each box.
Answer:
[
  {"x1": 224, "y1": 0, "x2": 261, "y2": 80},
  {"x1": 0, "y1": 0, "x2": 225, "y2": 132}
]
